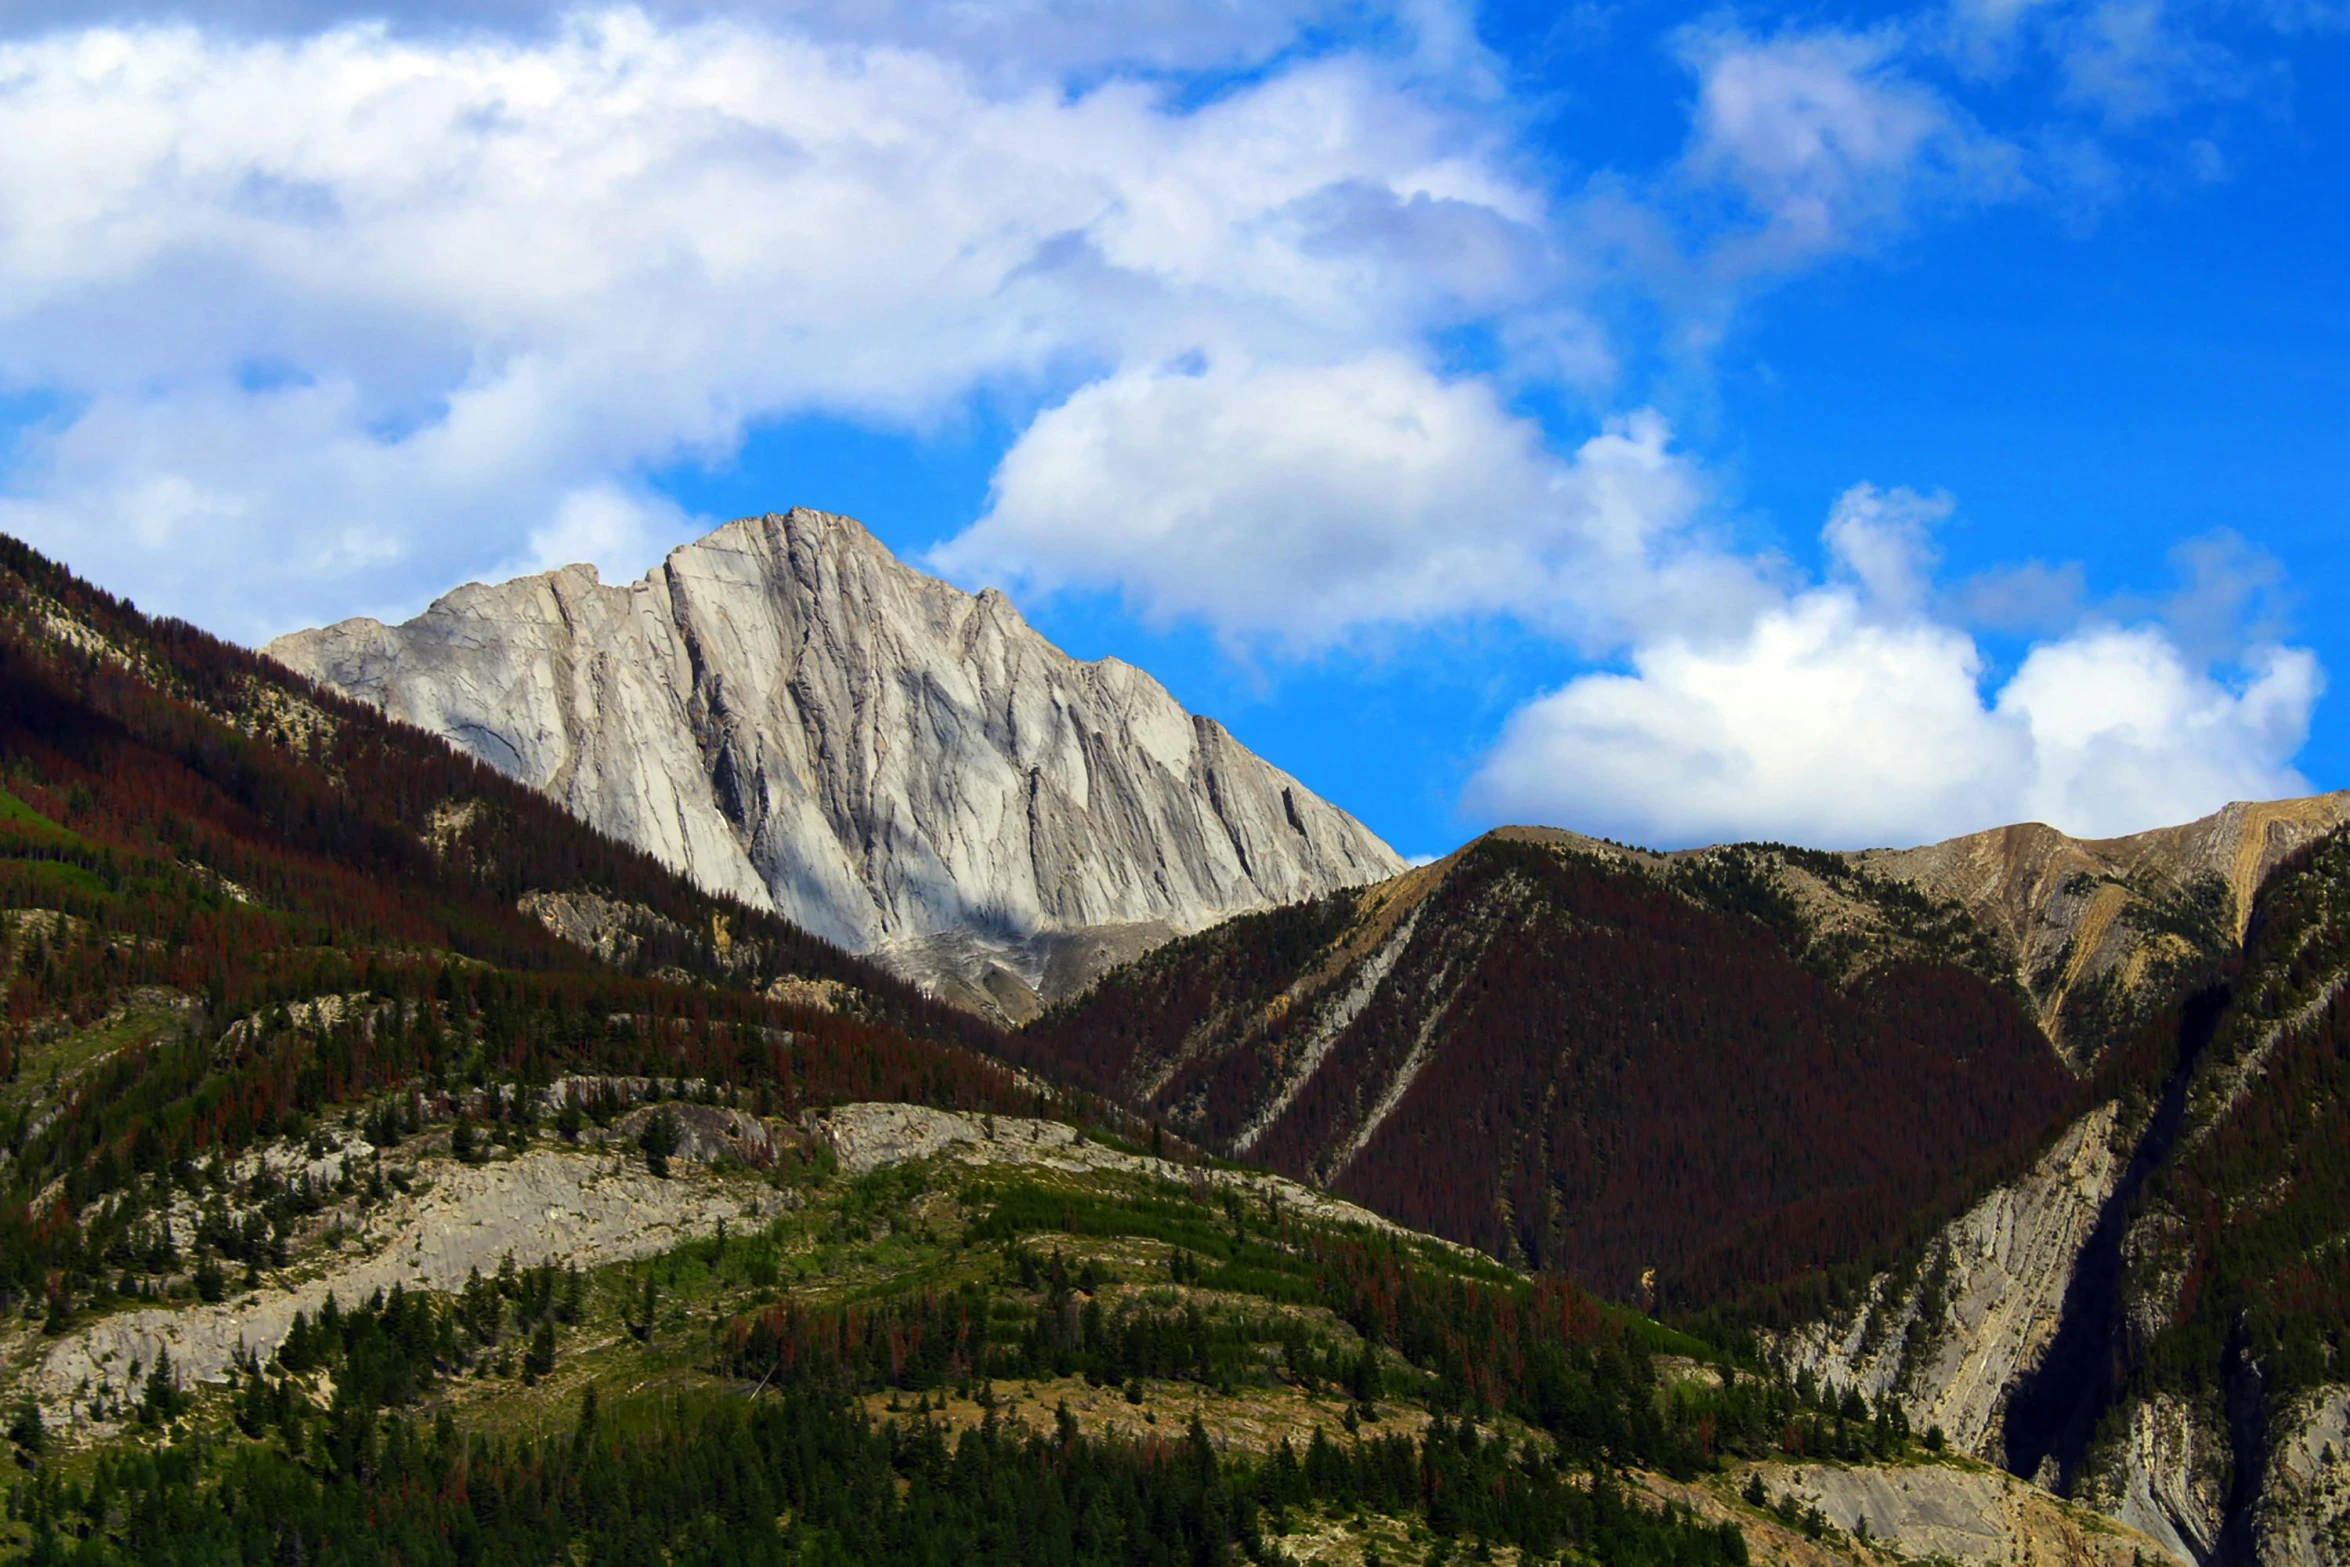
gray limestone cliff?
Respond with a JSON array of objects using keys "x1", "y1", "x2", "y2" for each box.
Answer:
[
  {"x1": 1768, "y1": 1102, "x2": 2128, "y2": 1459},
  {"x1": 267, "y1": 510, "x2": 1403, "y2": 1002},
  {"x1": 2255, "y1": 1388, "x2": 2350, "y2": 1567},
  {"x1": 2076, "y1": 1393, "x2": 2233, "y2": 1567}
]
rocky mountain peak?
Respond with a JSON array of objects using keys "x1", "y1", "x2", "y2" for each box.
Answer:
[
  {"x1": 1856, "y1": 791, "x2": 2350, "y2": 1055},
  {"x1": 266, "y1": 510, "x2": 1404, "y2": 1007}
]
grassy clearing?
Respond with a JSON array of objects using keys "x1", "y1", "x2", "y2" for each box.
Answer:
[
  {"x1": 0, "y1": 786, "x2": 81, "y2": 849},
  {"x1": 6, "y1": 998, "x2": 191, "y2": 1110}
]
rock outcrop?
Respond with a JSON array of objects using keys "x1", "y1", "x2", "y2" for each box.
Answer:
[
  {"x1": 1742, "y1": 1459, "x2": 2191, "y2": 1567},
  {"x1": 804, "y1": 1102, "x2": 1467, "y2": 1250},
  {"x1": 267, "y1": 509, "x2": 1403, "y2": 1001},
  {"x1": 1769, "y1": 1102, "x2": 2128, "y2": 1457},
  {"x1": 874, "y1": 918, "x2": 1180, "y2": 1027},
  {"x1": 2256, "y1": 1387, "x2": 2350, "y2": 1567},
  {"x1": 32, "y1": 1144, "x2": 788, "y2": 1424},
  {"x1": 2077, "y1": 1393, "x2": 2233, "y2": 1567}
]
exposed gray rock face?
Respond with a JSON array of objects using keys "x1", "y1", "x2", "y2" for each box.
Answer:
[
  {"x1": 1769, "y1": 1101, "x2": 2126, "y2": 1457},
  {"x1": 35, "y1": 1143, "x2": 787, "y2": 1425},
  {"x1": 2078, "y1": 1392, "x2": 2232, "y2": 1566},
  {"x1": 517, "y1": 888, "x2": 690, "y2": 970},
  {"x1": 2257, "y1": 1387, "x2": 2350, "y2": 1567},
  {"x1": 268, "y1": 510, "x2": 1403, "y2": 976},
  {"x1": 1753, "y1": 1458, "x2": 2190, "y2": 1567},
  {"x1": 874, "y1": 920, "x2": 1179, "y2": 1027}
]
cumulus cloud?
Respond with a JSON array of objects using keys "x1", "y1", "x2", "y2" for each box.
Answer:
[
  {"x1": 932, "y1": 356, "x2": 1771, "y2": 653},
  {"x1": 0, "y1": 9, "x2": 1541, "y2": 637},
  {"x1": 1821, "y1": 482, "x2": 1948, "y2": 614},
  {"x1": 1466, "y1": 487, "x2": 2322, "y2": 846}
]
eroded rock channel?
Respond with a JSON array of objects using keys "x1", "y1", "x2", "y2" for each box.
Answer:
[{"x1": 1991, "y1": 977, "x2": 2316, "y2": 1567}]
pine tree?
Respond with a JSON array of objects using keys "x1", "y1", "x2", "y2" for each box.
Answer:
[
  {"x1": 6, "y1": 1399, "x2": 43, "y2": 1455},
  {"x1": 140, "y1": 1347, "x2": 183, "y2": 1424},
  {"x1": 640, "y1": 1108, "x2": 681, "y2": 1178}
]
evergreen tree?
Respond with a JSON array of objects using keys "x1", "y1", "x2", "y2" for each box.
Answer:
[{"x1": 639, "y1": 1107, "x2": 681, "y2": 1178}]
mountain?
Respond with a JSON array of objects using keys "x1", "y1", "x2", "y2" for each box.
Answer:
[
  {"x1": 1013, "y1": 797, "x2": 2350, "y2": 1311},
  {"x1": 1011, "y1": 827, "x2": 2085, "y2": 1316},
  {"x1": 1678, "y1": 815, "x2": 2350, "y2": 1567},
  {"x1": 1857, "y1": 795, "x2": 2350, "y2": 1065},
  {"x1": 2, "y1": 534, "x2": 2190, "y2": 1567},
  {"x1": 1006, "y1": 802, "x2": 2350, "y2": 1565},
  {"x1": 266, "y1": 509, "x2": 1404, "y2": 1022},
  {"x1": 0, "y1": 531, "x2": 1040, "y2": 1317},
  {"x1": 15, "y1": 520, "x2": 2346, "y2": 1567}
]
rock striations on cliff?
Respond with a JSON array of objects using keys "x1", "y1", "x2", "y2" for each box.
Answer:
[{"x1": 267, "y1": 510, "x2": 1404, "y2": 1013}]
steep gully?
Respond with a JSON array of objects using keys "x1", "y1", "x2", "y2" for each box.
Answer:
[{"x1": 1999, "y1": 983, "x2": 2262, "y2": 1564}]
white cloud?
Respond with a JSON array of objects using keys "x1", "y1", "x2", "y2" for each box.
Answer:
[
  {"x1": 1677, "y1": 22, "x2": 2017, "y2": 268},
  {"x1": 2056, "y1": 0, "x2": 2242, "y2": 125},
  {"x1": 0, "y1": 9, "x2": 1542, "y2": 638},
  {"x1": 0, "y1": 3, "x2": 2325, "y2": 857},
  {"x1": 507, "y1": 481, "x2": 698, "y2": 582},
  {"x1": 1822, "y1": 481, "x2": 1948, "y2": 614},
  {"x1": 932, "y1": 355, "x2": 1772, "y2": 654},
  {"x1": 0, "y1": 0, "x2": 1361, "y2": 79},
  {"x1": 1467, "y1": 489, "x2": 2322, "y2": 847}
]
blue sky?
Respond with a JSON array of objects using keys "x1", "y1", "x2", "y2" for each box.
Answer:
[{"x1": 0, "y1": 0, "x2": 2343, "y2": 859}]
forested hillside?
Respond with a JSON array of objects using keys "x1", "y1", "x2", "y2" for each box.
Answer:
[
  {"x1": 0, "y1": 534, "x2": 1027, "y2": 1316},
  {"x1": 3, "y1": 1102, "x2": 1973, "y2": 1567},
  {"x1": 1016, "y1": 833, "x2": 2085, "y2": 1322}
]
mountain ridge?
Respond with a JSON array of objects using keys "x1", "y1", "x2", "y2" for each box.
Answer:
[
  {"x1": 1012, "y1": 829, "x2": 2085, "y2": 1313},
  {"x1": 1466, "y1": 791, "x2": 2350, "y2": 1068},
  {"x1": 0, "y1": 527, "x2": 2301, "y2": 1567},
  {"x1": 1853, "y1": 792, "x2": 2350, "y2": 1058}
]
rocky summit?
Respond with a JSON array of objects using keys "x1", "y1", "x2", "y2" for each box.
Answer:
[
  {"x1": 1857, "y1": 793, "x2": 2350, "y2": 1064},
  {"x1": 267, "y1": 510, "x2": 1403, "y2": 1016}
]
